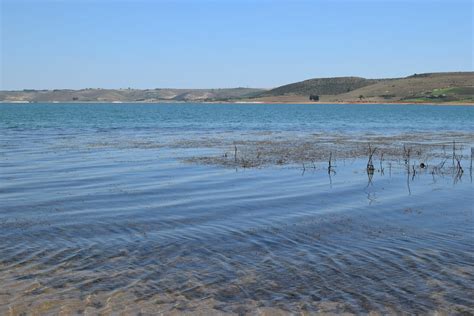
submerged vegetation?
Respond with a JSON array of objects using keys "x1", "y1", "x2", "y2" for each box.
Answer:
[{"x1": 184, "y1": 133, "x2": 473, "y2": 173}]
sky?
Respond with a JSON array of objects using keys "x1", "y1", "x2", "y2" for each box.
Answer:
[{"x1": 1, "y1": 0, "x2": 473, "y2": 90}]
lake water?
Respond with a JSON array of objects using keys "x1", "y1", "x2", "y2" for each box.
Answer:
[{"x1": 1, "y1": 103, "x2": 473, "y2": 314}]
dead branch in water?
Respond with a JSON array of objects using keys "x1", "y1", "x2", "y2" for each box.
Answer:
[
  {"x1": 367, "y1": 144, "x2": 376, "y2": 174},
  {"x1": 454, "y1": 154, "x2": 464, "y2": 184},
  {"x1": 403, "y1": 145, "x2": 411, "y2": 164},
  {"x1": 379, "y1": 152, "x2": 384, "y2": 175},
  {"x1": 470, "y1": 147, "x2": 473, "y2": 174},
  {"x1": 187, "y1": 137, "x2": 473, "y2": 177},
  {"x1": 403, "y1": 144, "x2": 412, "y2": 174},
  {"x1": 452, "y1": 140, "x2": 456, "y2": 168},
  {"x1": 328, "y1": 152, "x2": 336, "y2": 174},
  {"x1": 438, "y1": 159, "x2": 447, "y2": 170},
  {"x1": 454, "y1": 155, "x2": 463, "y2": 175}
]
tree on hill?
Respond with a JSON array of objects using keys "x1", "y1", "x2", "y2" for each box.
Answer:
[{"x1": 309, "y1": 94, "x2": 319, "y2": 101}]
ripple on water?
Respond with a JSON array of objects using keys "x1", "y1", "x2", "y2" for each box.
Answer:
[{"x1": 1, "y1": 104, "x2": 473, "y2": 314}]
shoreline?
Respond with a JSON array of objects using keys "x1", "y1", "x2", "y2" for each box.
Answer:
[
  {"x1": 1, "y1": 100, "x2": 473, "y2": 106},
  {"x1": 230, "y1": 100, "x2": 474, "y2": 106}
]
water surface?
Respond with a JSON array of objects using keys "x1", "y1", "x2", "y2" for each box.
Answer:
[{"x1": 1, "y1": 103, "x2": 473, "y2": 314}]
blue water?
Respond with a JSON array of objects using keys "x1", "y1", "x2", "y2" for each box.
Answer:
[
  {"x1": 2, "y1": 103, "x2": 473, "y2": 133},
  {"x1": 0, "y1": 103, "x2": 473, "y2": 314}
]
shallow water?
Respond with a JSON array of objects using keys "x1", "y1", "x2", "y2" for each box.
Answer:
[{"x1": 0, "y1": 103, "x2": 473, "y2": 314}]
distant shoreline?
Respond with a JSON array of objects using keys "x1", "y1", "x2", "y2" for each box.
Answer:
[
  {"x1": 1, "y1": 72, "x2": 472, "y2": 105},
  {"x1": 230, "y1": 101, "x2": 474, "y2": 106},
  {"x1": 1, "y1": 101, "x2": 473, "y2": 106}
]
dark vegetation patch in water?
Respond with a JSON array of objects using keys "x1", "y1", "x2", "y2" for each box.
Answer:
[{"x1": 183, "y1": 133, "x2": 474, "y2": 175}]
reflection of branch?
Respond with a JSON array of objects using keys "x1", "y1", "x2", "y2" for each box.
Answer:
[
  {"x1": 431, "y1": 170, "x2": 437, "y2": 184},
  {"x1": 470, "y1": 147, "x2": 473, "y2": 183},
  {"x1": 366, "y1": 191, "x2": 376, "y2": 205},
  {"x1": 366, "y1": 168, "x2": 374, "y2": 188},
  {"x1": 406, "y1": 167, "x2": 411, "y2": 195},
  {"x1": 455, "y1": 156, "x2": 463, "y2": 174},
  {"x1": 452, "y1": 140, "x2": 456, "y2": 168},
  {"x1": 454, "y1": 155, "x2": 464, "y2": 184},
  {"x1": 328, "y1": 152, "x2": 332, "y2": 172},
  {"x1": 327, "y1": 152, "x2": 336, "y2": 175},
  {"x1": 367, "y1": 143, "x2": 376, "y2": 173},
  {"x1": 364, "y1": 168, "x2": 376, "y2": 204},
  {"x1": 328, "y1": 169, "x2": 333, "y2": 188},
  {"x1": 379, "y1": 152, "x2": 384, "y2": 175}
]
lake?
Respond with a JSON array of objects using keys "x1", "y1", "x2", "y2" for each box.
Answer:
[{"x1": 1, "y1": 103, "x2": 473, "y2": 314}]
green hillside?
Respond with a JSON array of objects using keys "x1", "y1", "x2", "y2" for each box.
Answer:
[
  {"x1": 250, "y1": 72, "x2": 473, "y2": 103},
  {"x1": 258, "y1": 77, "x2": 384, "y2": 97}
]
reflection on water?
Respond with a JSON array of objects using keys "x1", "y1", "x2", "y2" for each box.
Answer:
[{"x1": 0, "y1": 103, "x2": 473, "y2": 314}]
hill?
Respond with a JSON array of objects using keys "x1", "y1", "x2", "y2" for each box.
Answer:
[
  {"x1": 257, "y1": 76, "x2": 384, "y2": 97},
  {"x1": 248, "y1": 72, "x2": 474, "y2": 104},
  {"x1": 1, "y1": 72, "x2": 472, "y2": 104},
  {"x1": 325, "y1": 72, "x2": 474, "y2": 103},
  {"x1": 0, "y1": 87, "x2": 264, "y2": 103}
]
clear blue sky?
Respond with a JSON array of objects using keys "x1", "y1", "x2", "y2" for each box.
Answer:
[{"x1": 1, "y1": 0, "x2": 473, "y2": 90}]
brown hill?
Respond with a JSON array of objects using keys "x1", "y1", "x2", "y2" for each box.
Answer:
[
  {"x1": 325, "y1": 72, "x2": 474, "y2": 103},
  {"x1": 0, "y1": 88, "x2": 264, "y2": 103},
  {"x1": 1, "y1": 72, "x2": 472, "y2": 104},
  {"x1": 248, "y1": 72, "x2": 474, "y2": 104}
]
